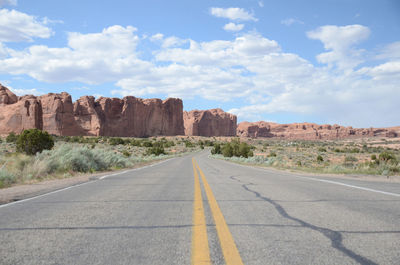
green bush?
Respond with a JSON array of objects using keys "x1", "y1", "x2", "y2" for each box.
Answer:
[
  {"x1": 371, "y1": 154, "x2": 377, "y2": 160},
  {"x1": 6, "y1": 132, "x2": 18, "y2": 143},
  {"x1": 122, "y1": 150, "x2": 131, "y2": 157},
  {"x1": 211, "y1": 143, "x2": 222, "y2": 155},
  {"x1": 268, "y1": 151, "x2": 277, "y2": 157},
  {"x1": 379, "y1": 151, "x2": 397, "y2": 163},
  {"x1": 109, "y1": 137, "x2": 125, "y2": 146},
  {"x1": 16, "y1": 129, "x2": 54, "y2": 155},
  {"x1": 142, "y1": 141, "x2": 153, "y2": 147},
  {"x1": 184, "y1": 140, "x2": 194, "y2": 148},
  {"x1": 222, "y1": 143, "x2": 233, "y2": 157},
  {"x1": 219, "y1": 140, "x2": 254, "y2": 158},
  {"x1": 318, "y1": 147, "x2": 327, "y2": 152},
  {"x1": 317, "y1": 155, "x2": 324, "y2": 162},
  {"x1": 145, "y1": 146, "x2": 166, "y2": 156}
]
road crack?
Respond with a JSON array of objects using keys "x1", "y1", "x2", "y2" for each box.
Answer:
[{"x1": 229, "y1": 175, "x2": 378, "y2": 265}]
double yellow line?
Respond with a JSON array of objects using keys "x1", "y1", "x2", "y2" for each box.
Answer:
[{"x1": 191, "y1": 158, "x2": 244, "y2": 265}]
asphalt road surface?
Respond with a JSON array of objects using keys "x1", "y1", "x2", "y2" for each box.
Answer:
[{"x1": 1, "y1": 151, "x2": 399, "y2": 265}]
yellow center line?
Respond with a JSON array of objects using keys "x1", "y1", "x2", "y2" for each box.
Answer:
[
  {"x1": 191, "y1": 158, "x2": 211, "y2": 265},
  {"x1": 195, "y1": 159, "x2": 244, "y2": 265}
]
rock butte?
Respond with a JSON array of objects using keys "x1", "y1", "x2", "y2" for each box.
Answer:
[
  {"x1": 0, "y1": 84, "x2": 398, "y2": 139},
  {"x1": 183, "y1": 109, "x2": 237, "y2": 137},
  {"x1": 0, "y1": 84, "x2": 185, "y2": 137}
]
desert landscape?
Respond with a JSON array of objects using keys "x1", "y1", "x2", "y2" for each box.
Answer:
[{"x1": 1, "y1": 84, "x2": 399, "y2": 189}]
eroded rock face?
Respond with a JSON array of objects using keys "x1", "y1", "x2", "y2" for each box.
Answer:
[
  {"x1": 0, "y1": 84, "x2": 184, "y2": 137},
  {"x1": 184, "y1": 108, "x2": 237, "y2": 137},
  {"x1": 0, "y1": 84, "x2": 18, "y2": 105},
  {"x1": 0, "y1": 86, "x2": 42, "y2": 134},
  {"x1": 237, "y1": 121, "x2": 400, "y2": 140}
]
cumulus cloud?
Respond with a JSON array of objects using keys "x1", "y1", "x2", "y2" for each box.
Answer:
[
  {"x1": 307, "y1": 24, "x2": 370, "y2": 69},
  {"x1": 0, "y1": 0, "x2": 17, "y2": 6},
  {"x1": 0, "y1": 9, "x2": 52, "y2": 42},
  {"x1": 223, "y1": 22, "x2": 244, "y2": 32},
  {"x1": 210, "y1": 7, "x2": 257, "y2": 21},
  {"x1": 0, "y1": 25, "x2": 151, "y2": 84}
]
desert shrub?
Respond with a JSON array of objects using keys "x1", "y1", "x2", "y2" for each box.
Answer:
[
  {"x1": 0, "y1": 169, "x2": 16, "y2": 188},
  {"x1": 0, "y1": 138, "x2": 2, "y2": 143},
  {"x1": 371, "y1": 154, "x2": 377, "y2": 160},
  {"x1": 317, "y1": 155, "x2": 324, "y2": 162},
  {"x1": 6, "y1": 132, "x2": 18, "y2": 143},
  {"x1": 109, "y1": 137, "x2": 125, "y2": 146},
  {"x1": 318, "y1": 147, "x2": 327, "y2": 152},
  {"x1": 145, "y1": 146, "x2": 166, "y2": 156},
  {"x1": 268, "y1": 151, "x2": 277, "y2": 157},
  {"x1": 130, "y1": 139, "x2": 142, "y2": 146},
  {"x1": 122, "y1": 150, "x2": 131, "y2": 157},
  {"x1": 222, "y1": 143, "x2": 233, "y2": 157},
  {"x1": 220, "y1": 140, "x2": 253, "y2": 158},
  {"x1": 379, "y1": 151, "x2": 397, "y2": 163},
  {"x1": 16, "y1": 129, "x2": 54, "y2": 155},
  {"x1": 184, "y1": 140, "x2": 194, "y2": 148},
  {"x1": 37, "y1": 144, "x2": 130, "y2": 173},
  {"x1": 142, "y1": 141, "x2": 153, "y2": 147},
  {"x1": 211, "y1": 143, "x2": 222, "y2": 155}
]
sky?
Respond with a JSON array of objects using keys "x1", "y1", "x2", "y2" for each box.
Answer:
[{"x1": 0, "y1": 0, "x2": 399, "y2": 128}]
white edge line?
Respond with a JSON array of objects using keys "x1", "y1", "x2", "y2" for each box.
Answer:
[
  {"x1": 213, "y1": 156, "x2": 400, "y2": 198},
  {"x1": 0, "y1": 157, "x2": 175, "y2": 209}
]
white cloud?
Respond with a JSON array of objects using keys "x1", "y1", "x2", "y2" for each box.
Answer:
[
  {"x1": 210, "y1": 7, "x2": 258, "y2": 21},
  {"x1": 0, "y1": 9, "x2": 52, "y2": 42},
  {"x1": 281, "y1": 18, "x2": 304, "y2": 26},
  {"x1": 376, "y1": 41, "x2": 400, "y2": 61},
  {"x1": 0, "y1": 25, "x2": 151, "y2": 84},
  {"x1": 0, "y1": 0, "x2": 16, "y2": 7},
  {"x1": 223, "y1": 22, "x2": 244, "y2": 32},
  {"x1": 12, "y1": 88, "x2": 42, "y2": 96},
  {"x1": 161, "y1": 36, "x2": 187, "y2": 48},
  {"x1": 258, "y1": 1, "x2": 264, "y2": 8},
  {"x1": 150, "y1": 33, "x2": 164, "y2": 42},
  {"x1": 307, "y1": 24, "x2": 370, "y2": 69}
]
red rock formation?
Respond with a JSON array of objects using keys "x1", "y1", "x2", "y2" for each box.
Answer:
[
  {"x1": 39, "y1": 93, "x2": 83, "y2": 136},
  {"x1": 0, "y1": 86, "x2": 42, "y2": 134},
  {"x1": 0, "y1": 84, "x2": 184, "y2": 137},
  {"x1": 237, "y1": 121, "x2": 400, "y2": 140},
  {"x1": 184, "y1": 108, "x2": 237, "y2": 137}
]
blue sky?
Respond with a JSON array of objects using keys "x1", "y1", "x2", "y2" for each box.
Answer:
[{"x1": 0, "y1": 0, "x2": 399, "y2": 127}]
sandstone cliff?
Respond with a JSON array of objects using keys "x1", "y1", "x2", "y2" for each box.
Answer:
[
  {"x1": 184, "y1": 108, "x2": 237, "y2": 137},
  {"x1": 237, "y1": 121, "x2": 400, "y2": 140},
  {"x1": 0, "y1": 84, "x2": 184, "y2": 137}
]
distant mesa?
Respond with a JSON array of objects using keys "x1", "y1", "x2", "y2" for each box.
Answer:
[
  {"x1": 0, "y1": 83, "x2": 398, "y2": 139},
  {"x1": 237, "y1": 121, "x2": 400, "y2": 140}
]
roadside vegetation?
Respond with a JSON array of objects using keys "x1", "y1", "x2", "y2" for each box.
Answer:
[
  {"x1": 0, "y1": 132, "x2": 202, "y2": 188},
  {"x1": 210, "y1": 137, "x2": 400, "y2": 177}
]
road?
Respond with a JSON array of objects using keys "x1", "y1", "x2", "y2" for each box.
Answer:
[{"x1": 1, "y1": 151, "x2": 399, "y2": 264}]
